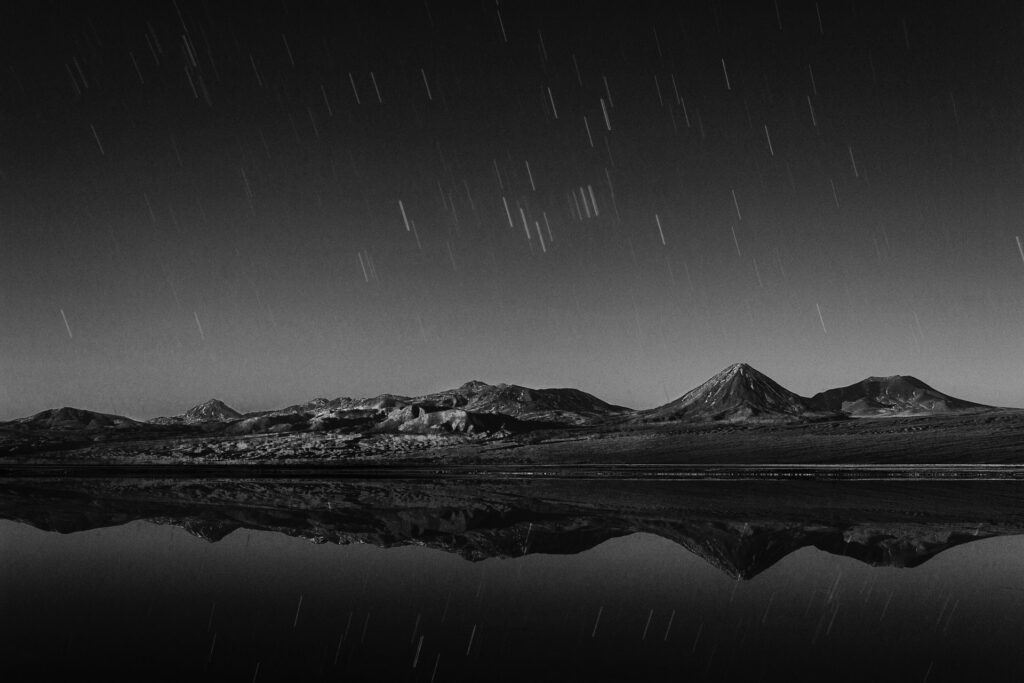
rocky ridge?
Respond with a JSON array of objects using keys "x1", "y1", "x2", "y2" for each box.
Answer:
[{"x1": 0, "y1": 364, "x2": 1001, "y2": 458}]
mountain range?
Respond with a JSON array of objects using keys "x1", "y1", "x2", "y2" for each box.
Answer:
[{"x1": 0, "y1": 363, "x2": 995, "y2": 444}]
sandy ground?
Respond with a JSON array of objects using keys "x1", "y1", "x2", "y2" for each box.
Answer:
[{"x1": 2, "y1": 409, "x2": 1023, "y2": 467}]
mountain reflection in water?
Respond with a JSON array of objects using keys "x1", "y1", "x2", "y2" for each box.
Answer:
[{"x1": 3, "y1": 478, "x2": 1024, "y2": 681}]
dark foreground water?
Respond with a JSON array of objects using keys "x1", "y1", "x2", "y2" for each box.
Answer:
[{"x1": 2, "y1": 477, "x2": 1024, "y2": 681}]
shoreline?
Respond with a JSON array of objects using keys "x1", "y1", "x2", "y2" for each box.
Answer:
[{"x1": 6, "y1": 462, "x2": 1024, "y2": 480}]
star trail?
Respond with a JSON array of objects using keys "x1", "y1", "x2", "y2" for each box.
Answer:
[{"x1": 2, "y1": 0, "x2": 1022, "y2": 419}]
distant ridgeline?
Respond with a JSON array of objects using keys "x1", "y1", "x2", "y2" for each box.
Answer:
[{"x1": 0, "y1": 363, "x2": 996, "y2": 445}]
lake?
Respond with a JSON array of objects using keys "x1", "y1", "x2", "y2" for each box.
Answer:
[{"x1": 2, "y1": 476, "x2": 1024, "y2": 681}]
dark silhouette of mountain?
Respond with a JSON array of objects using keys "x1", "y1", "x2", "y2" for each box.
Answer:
[
  {"x1": 644, "y1": 363, "x2": 834, "y2": 423},
  {"x1": 662, "y1": 522, "x2": 982, "y2": 579},
  {"x1": 2, "y1": 478, "x2": 1019, "y2": 579},
  {"x1": 810, "y1": 376, "x2": 990, "y2": 416},
  {"x1": 0, "y1": 408, "x2": 166, "y2": 455},
  {"x1": 15, "y1": 407, "x2": 141, "y2": 430}
]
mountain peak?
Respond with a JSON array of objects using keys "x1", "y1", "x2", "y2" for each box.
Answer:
[
  {"x1": 721, "y1": 362, "x2": 760, "y2": 377},
  {"x1": 183, "y1": 399, "x2": 242, "y2": 423},
  {"x1": 646, "y1": 363, "x2": 820, "y2": 423},
  {"x1": 403, "y1": 379, "x2": 630, "y2": 426},
  {"x1": 810, "y1": 375, "x2": 986, "y2": 416},
  {"x1": 19, "y1": 406, "x2": 140, "y2": 430},
  {"x1": 707, "y1": 363, "x2": 780, "y2": 390},
  {"x1": 457, "y1": 380, "x2": 492, "y2": 392},
  {"x1": 863, "y1": 374, "x2": 928, "y2": 388},
  {"x1": 193, "y1": 398, "x2": 233, "y2": 411}
]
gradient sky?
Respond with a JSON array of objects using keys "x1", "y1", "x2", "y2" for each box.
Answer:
[{"x1": 2, "y1": 1, "x2": 1024, "y2": 420}]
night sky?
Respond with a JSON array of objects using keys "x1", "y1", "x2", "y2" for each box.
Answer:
[{"x1": 3, "y1": 0, "x2": 1024, "y2": 420}]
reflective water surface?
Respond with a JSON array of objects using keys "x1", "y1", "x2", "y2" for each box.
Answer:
[{"x1": 3, "y1": 477, "x2": 1024, "y2": 681}]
